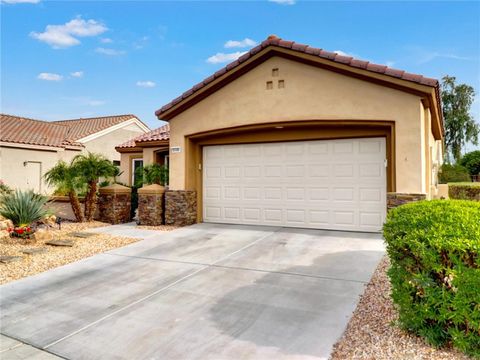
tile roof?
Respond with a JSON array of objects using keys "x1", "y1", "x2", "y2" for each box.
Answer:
[
  {"x1": 116, "y1": 124, "x2": 170, "y2": 149},
  {"x1": 52, "y1": 114, "x2": 143, "y2": 141},
  {"x1": 0, "y1": 114, "x2": 142, "y2": 149},
  {"x1": 155, "y1": 35, "x2": 440, "y2": 118}
]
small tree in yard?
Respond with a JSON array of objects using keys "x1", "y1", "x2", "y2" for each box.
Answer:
[
  {"x1": 460, "y1": 150, "x2": 480, "y2": 177},
  {"x1": 441, "y1": 76, "x2": 479, "y2": 163},
  {"x1": 72, "y1": 152, "x2": 116, "y2": 221},
  {"x1": 45, "y1": 160, "x2": 85, "y2": 222}
]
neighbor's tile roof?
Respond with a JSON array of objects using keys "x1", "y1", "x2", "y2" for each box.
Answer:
[
  {"x1": 156, "y1": 35, "x2": 440, "y2": 118},
  {"x1": 116, "y1": 124, "x2": 170, "y2": 149},
  {"x1": 0, "y1": 114, "x2": 143, "y2": 149},
  {"x1": 53, "y1": 114, "x2": 144, "y2": 141}
]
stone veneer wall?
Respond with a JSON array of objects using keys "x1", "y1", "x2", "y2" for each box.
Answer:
[
  {"x1": 165, "y1": 190, "x2": 197, "y2": 226},
  {"x1": 98, "y1": 185, "x2": 131, "y2": 224},
  {"x1": 387, "y1": 192, "x2": 426, "y2": 210},
  {"x1": 138, "y1": 184, "x2": 165, "y2": 226}
]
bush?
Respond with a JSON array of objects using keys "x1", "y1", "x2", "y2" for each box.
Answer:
[
  {"x1": 439, "y1": 164, "x2": 471, "y2": 183},
  {"x1": 449, "y1": 182, "x2": 480, "y2": 201},
  {"x1": 138, "y1": 164, "x2": 169, "y2": 186},
  {"x1": 460, "y1": 150, "x2": 480, "y2": 176},
  {"x1": 383, "y1": 200, "x2": 480, "y2": 357},
  {"x1": 0, "y1": 190, "x2": 50, "y2": 227}
]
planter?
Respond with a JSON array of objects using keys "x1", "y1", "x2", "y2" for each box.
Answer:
[{"x1": 8, "y1": 226, "x2": 35, "y2": 240}]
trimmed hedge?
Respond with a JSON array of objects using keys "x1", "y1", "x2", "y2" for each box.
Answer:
[
  {"x1": 383, "y1": 200, "x2": 480, "y2": 357},
  {"x1": 449, "y1": 183, "x2": 480, "y2": 201}
]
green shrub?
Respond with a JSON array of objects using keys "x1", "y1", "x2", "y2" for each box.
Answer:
[
  {"x1": 460, "y1": 150, "x2": 480, "y2": 176},
  {"x1": 383, "y1": 200, "x2": 480, "y2": 357},
  {"x1": 439, "y1": 164, "x2": 471, "y2": 183},
  {"x1": 140, "y1": 164, "x2": 169, "y2": 186},
  {"x1": 449, "y1": 182, "x2": 480, "y2": 201},
  {"x1": 0, "y1": 190, "x2": 50, "y2": 227}
]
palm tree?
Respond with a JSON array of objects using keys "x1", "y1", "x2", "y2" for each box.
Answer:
[
  {"x1": 45, "y1": 161, "x2": 85, "y2": 222},
  {"x1": 72, "y1": 152, "x2": 116, "y2": 221}
]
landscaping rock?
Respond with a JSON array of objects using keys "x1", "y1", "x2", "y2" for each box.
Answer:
[
  {"x1": 0, "y1": 255, "x2": 23, "y2": 264},
  {"x1": 46, "y1": 239, "x2": 74, "y2": 247},
  {"x1": 0, "y1": 219, "x2": 13, "y2": 230},
  {"x1": 22, "y1": 248, "x2": 48, "y2": 255},
  {"x1": 34, "y1": 228, "x2": 53, "y2": 241},
  {"x1": 67, "y1": 232, "x2": 96, "y2": 238}
]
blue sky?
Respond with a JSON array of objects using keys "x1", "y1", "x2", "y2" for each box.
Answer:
[{"x1": 1, "y1": 0, "x2": 479, "y2": 143}]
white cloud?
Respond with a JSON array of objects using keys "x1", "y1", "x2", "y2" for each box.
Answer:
[
  {"x1": 207, "y1": 51, "x2": 247, "y2": 64},
  {"x1": 268, "y1": 0, "x2": 296, "y2": 5},
  {"x1": 385, "y1": 61, "x2": 396, "y2": 67},
  {"x1": 136, "y1": 81, "x2": 156, "y2": 88},
  {"x1": 37, "y1": 72, "x2": 63, "y2": 81},
  {"x1": 100, "y1": 37, "x2": 113, "y2": 43},
  {"x1": 30, "y1": 16, "x2": 107, "y2": 49},
  {"x1": 70, "y1": 71, "x2": 83, "y2": 78},
  {"x1": 95, "y1": 47, "x2": 126, "y2": 56},
  {"x1": 224, "y1": 38, "x2": 257, "y2": 49},
  {"x1": 333, "y1": 50, "x2": 359, "y2": 58},
  {"x1": 1, "y1": 0, "x2": 40, "y2": 3}
]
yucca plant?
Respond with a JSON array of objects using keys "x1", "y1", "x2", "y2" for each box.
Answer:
[{"x1": 0, "y1": 190, "x2": 49, "y2": 227}]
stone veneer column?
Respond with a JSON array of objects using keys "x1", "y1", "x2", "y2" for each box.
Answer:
[
  {"x1": 98, "y1": 184, "x2": 132, "y2": 224},
  {"x1": 387, "y1": 192, "x2": 426, "y2": 211},
  {"x1": 138, "y1": 184, "x2": 165, "y2": 226},
  {"x1": 165, "y1": 190, "x2": 197, "y2": 226}
]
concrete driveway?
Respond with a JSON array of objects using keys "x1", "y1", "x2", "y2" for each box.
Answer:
[{"x1": 0, "y1": 223, "x2": 384, "y2": 360}]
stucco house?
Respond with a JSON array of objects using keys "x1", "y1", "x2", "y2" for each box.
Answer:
[
  {"x1": 153, "y1": 35, "x2": 443, "y2": 232},
  {"x1": 0, "y1": 114, "x2": 149, "y2": 193},
  {"x1": 115, "y1": 124, "x2": 170, "y2": 186}
]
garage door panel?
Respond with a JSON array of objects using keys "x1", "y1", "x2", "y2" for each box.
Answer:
[{"x1": 203, "y1": 138, "x2": 386, "y2": 232}]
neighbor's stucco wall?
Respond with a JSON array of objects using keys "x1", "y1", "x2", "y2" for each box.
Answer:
[
  {"x1": 166, "y1": 56, "x2": 427, "y2": 194},
  {"x1": 0, "y1": 146, "x2": 80, "y2": 194},
  {"x1": 83, "y1": 126, "x2": 146, "y2": 161}
]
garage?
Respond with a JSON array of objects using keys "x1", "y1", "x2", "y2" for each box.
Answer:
[{"x1": 203, "y1": 137, "x2": 386, "y2": 232}]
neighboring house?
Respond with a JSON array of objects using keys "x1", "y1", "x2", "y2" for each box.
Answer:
[
  {"x1": 115, "y1": 124, "x2": 170, "y2": 186},
  {"x1": 154, "y1": 35, "x2": 444, "y2": 232},
  {"x1": 0, "y1": 114, "x2": 150, "y2": 193}
]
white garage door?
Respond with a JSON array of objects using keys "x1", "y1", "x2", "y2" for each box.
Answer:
[{"x1": 203, "y1": 138, "x2": 387, "y2": 232}]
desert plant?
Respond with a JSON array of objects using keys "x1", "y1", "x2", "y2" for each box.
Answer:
[
  {"x1": 0, "y1": 180, "x2": 12, "y2": 195},
  {"x1": 460, "y1": 150, "x2": 480, "y2": 177},
  {"x1": 72, "y1": 152, "x2": 116, "y2": 221},
  {"x1": 383, "y1": 200, "x2": 480, "y2": 357},
  {"x1": 45, "y1": 160, "x2": 85, "y2": 222},
  {"x1": 449, "y1": 182, "x2": 480, "y2": 201},
  {"x1": 0, "y1": 190, "x2": 50, "y2": 227},
  {"x1": 112, "y1": 166, "x2": 124, "y2": 184},
  {"x1": 142, "y1": 163, "x2": 168, "y2": 186},
  {"x1": 438, "y1": 163, "x2": 471, "y2": 183}
]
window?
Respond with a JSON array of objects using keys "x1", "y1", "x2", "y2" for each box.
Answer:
[{"x1": 132, "y1": 158, "x2": 143, "y2": 186}]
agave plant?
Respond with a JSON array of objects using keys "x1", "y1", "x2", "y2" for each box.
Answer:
[{"x1": 0, "y1": 190, "x2": 49, "y2": 227}]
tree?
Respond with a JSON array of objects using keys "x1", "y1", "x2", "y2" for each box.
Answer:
[
  {"x1": 460, "y1": 150, "x2": 480, "y2": 176},
  {"x1": 441, "y1": 76, "x2": 479, "y2": 163},
  {"x1": 72, "y1": 152, "x2": 116, "y2": 221},
  {"x1": 45, "y1": 161, "x2": 85, "y2": 222}
]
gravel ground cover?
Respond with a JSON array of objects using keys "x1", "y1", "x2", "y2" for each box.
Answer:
[
  {"x1": 135, "y1": 225, "x2": 178, "y2": 231},
  {"x1": 331, "y1": 256, "x2": 471, "y2": 360},
  {"x1": 0, "y1": 221, "x2": 138, "y2": 285}
]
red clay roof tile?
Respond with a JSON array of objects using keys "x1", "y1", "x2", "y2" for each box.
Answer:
[{"x1": 116, "y1": 124, "x2": 170, "y2": 149}]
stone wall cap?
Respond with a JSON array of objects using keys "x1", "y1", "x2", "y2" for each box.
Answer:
[
  {"x1": 99, "y1": 183, "x2": 132, "y2": 194},
  {"x1": 138, "y1": 184, "x2": 166, "y2": 195}
]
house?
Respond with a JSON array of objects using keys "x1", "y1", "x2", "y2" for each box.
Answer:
[
  {"x1": 0, "y1": 114, "x2": 150, "y2": 193},
  {"x1": 154, "y1": 35, "x2": 443, "y2": 232},
  {"x1": 115, "y1": 124, "x2": 170, "y2": 186}
]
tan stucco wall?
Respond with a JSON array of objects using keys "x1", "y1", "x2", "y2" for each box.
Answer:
[
  {"x1": 167, "y1": 56, "x2": 431, "y2": 195},
  {"x1": 83, "y1": 126, "x2": 145, "y2": 161},
  {"x1": 118, "y1": 152, "x2": 142, "y2": 186},
  {"x1": 0, "y1": 146, "x2": 80, "y2": 194}
]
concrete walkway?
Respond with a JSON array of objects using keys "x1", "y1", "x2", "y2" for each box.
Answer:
[{"x1": 1, "y1": 223, "x2": 385, "y2": 360}]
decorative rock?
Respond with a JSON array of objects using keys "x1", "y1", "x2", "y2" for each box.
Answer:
[
  {"x1": 68, "y1": 232, "x2": 96, "y2": 238},
  {"x1": 0, "y1": 230, "x2": 10, "y2": 241},
  {"x1": 0, "y1": 219, "x2": 13, "y2": 230},
  {"x1": 98, "y1": 184, "x2": 132, "y2": 224},
  {"x1": 42, "y1": 214, "x2": 57, "y2": 227},
  {"x1": 46, "y1": 239, "x2": 74, "y2": 247},
  {"x1": 0, "y1": 255, "x2": 23, "y2": 263},
  {"x1": 165, "y1": 190, "x2": 197, "y2": 226},
  {"x1": 387, "y1": 192, "x2": 426, "y2": 210},
  {"x1": 34, "y1": 228, "x2": 53, "y2": 241},
  {"x1": 22, "y1": 248, "x2": 48, "y2": 255}
]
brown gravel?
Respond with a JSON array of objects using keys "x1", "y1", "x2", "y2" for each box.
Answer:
[
  {"x1": 136, "y1": 225, "x2": 179, "y2": 231},
  {"x1": 331, "y1": 256, "x2": 471, "y2": 360},
  {"x1": 0, "y1": 221, "x2": 138, "y2": 285}
]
